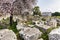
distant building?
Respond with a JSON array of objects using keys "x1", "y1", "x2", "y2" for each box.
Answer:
[{"x1": 41, "y1": 12, "x2": 52, "y2": 16}]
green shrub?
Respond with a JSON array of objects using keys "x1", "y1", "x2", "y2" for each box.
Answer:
[
  {"x1": 42, "y1": 18, "x2": 46, "y2": 21},
  {"x1": 40, "y1": 32, "x2": 49, "y2": 40}
]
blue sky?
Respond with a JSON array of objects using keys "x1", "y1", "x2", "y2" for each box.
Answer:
[{"x1": 37, "y1": 0, "x2": 60, "y2": 12}]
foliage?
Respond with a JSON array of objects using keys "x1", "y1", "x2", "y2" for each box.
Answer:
[
  {"x1": 56, "y1": 16, "x2": 60, "y2": 18},
  {"x1": 57, "y1": 23, "x2": 60, "y2": 26},
  {"x1": 52, "y1": 12, "x2": 60, "y2": 16},
  {"x1": 8, "y1": 21, "x2": 18, "y2": 34},
  {"x1": 26, "y1": 21, "x2": 35, "y2": 25},
  {"x1": 41, "y1": 18, "x2": 46, "y2": 21},
  {"x1": 0, "y1": 25, "x2": 4, "y2": 29},
  {"x1": 40, "y1": 27, "x2": 56, "y2": 40},
  {"x1": 0, "y1": 18, "x2": 10, "y2": 29},
  {"x1": 47, "y1": 27, "x2": 55, "y2": 34},
  {"x1": 38, "y1": 26, "x2": 59, "y2": 40},
  {"x1": 33, "y1": 6, "x2": 41, "y2": 16},
  {"x1": 1, "y1": 18, "x2": 10, "y2": 25},
  {"x1": 40, "y1": 32, "x2": 49, "y2": 40}
]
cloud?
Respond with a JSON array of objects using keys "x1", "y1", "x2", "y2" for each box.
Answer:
[{"x1": 37, "y1": 0, "x2": 60, "y2": 12}]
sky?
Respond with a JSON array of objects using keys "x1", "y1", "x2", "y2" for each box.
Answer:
[{"x1": 37, "y1": 0, "x2": 60, "y2": 12}]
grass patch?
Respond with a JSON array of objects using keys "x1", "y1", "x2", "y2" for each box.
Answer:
[
  {"x1": 57, "y1": 16, "x2": 60, "y2": 18},
  {"x1": 8, "y1": 21, "x2": 21, "y2": 40},
  {"x1": 40, "y1": 32, "x2": 49, "y2": 40},
  {"x1": 8, "y1": 21, "x2": 18, "y2": 34},
  {"x1": 0, "y1": 26, "x2": 3, "y2": 30},
  {"x1": 47, "y1": 27, "x2": 55, "y2": 34}
]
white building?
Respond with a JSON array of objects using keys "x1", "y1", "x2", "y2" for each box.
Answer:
[
  {"x1": 0, "y1": 29, "x2": 17, "y2": 40},
  {"x1": 42, "y1": 12, "x2": 52, "y2": 16},
  {"x1": 19, "y1": 27, "x2": 42, "y2": 40},
  {"x1": 49, "y1": 27, "x2": 60, "y2": 40}
]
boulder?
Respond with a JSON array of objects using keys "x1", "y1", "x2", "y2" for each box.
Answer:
[
  {"x1": 38, "y1": 38, "x2": 43, "y2": 40},
  {"x1": 46, "y1": 19, "x2": 57, "y2": 27},
  {"x1": 34, "y1": 21, "x2": 51, "y2": 30},
  {"x1": 49, "y1": 27, "x2": 60, "y2": 40},
  {"x1": 19, "y1": 27, "x2": 42, "y2": 40},
  {"x1": 0, "y1": 29, "x2": 17, "y2": 40},
  {"x1": 16, "y1": 22, "x2": 26, "y2": 30}
]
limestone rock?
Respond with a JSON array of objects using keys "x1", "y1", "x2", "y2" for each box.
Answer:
[
  {"x1": 49, "y1": 27, "x2": 60, "y2": 40},
  {"x1": 19, "y1": 27, "x2": 42, "y2": 40},
  {"x1": 16, "y1": 22, "x2": 26, "y2": 30},
  {"x1": 38, "y1": 38, "x2": 43, "y2": 40},
  {"x1": 34, "y1": 21, "x2": 51, "y2": 29},
  {"x1": 46, "y1": 19, "x2": 57, "y2": 27},
  {"x1": 0, "y1": 29, "x2": 17, "y2": 40}
]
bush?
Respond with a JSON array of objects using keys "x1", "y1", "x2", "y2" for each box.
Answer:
[
  {"x1": 42, "y1": 18, "x2": 46, "y2": 21},
  {"x1": 52, "y1": 12, "x2": 60, "y2": 16},
  {"x1": 0, "y1": 26, "x2": 3, "y2": 29}
]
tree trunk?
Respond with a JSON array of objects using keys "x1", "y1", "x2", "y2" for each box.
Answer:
[
  {"x1": 10, "y1": 7, "x2": 13, "y2": 26},
  {"x1": 10, "y1": 13, "x2": 13, "y2": 26}
]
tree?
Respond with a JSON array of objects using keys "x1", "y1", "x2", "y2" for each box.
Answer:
[
  {"x1": 33, "y1": 6, "x2": 41, "y2": 16},
  {"x1": 52, "y1": 12, "x2": 60, "y2": 16},
  {"x1": 0, "y1": 0, "x2": 37, "y2": 26}
]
